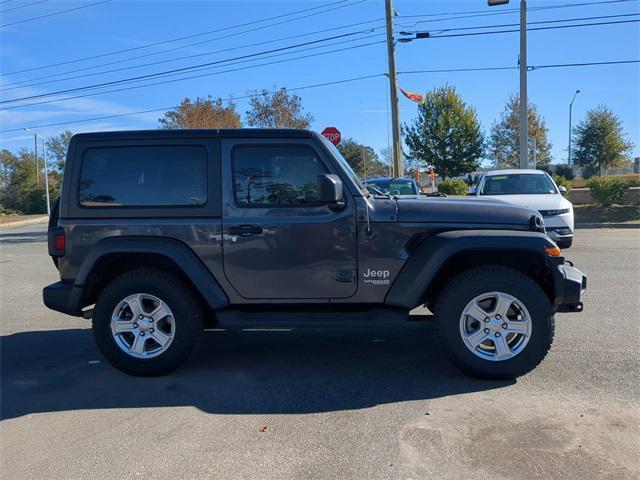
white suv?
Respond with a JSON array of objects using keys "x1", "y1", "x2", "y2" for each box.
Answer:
[{"x1": 472, "y1": 169, "x2": 574, "y2": 248}]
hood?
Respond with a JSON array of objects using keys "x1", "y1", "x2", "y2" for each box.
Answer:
[
  {"x1": 479, "y1": 194, "x2": 571, "y2": 211},
  {"x1": 394, "y1": 196, "x2": 538, "y2": 226}
]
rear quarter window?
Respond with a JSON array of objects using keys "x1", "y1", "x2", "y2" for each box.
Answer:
[{"x1": 79, "y1": 145, "x2": 207, "y2": 207}]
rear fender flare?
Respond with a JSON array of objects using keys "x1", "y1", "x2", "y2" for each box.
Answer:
[{"x1": 75, "y1": 236, "x2": 228, "y2": 310}]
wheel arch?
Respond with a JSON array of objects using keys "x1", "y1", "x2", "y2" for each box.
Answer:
[
  {"x1": 76, "y1": 236, "x2": 228, "y2": 312},
  {"x1": 385, "y1": 230, "x2": 557, "y2": 309}
]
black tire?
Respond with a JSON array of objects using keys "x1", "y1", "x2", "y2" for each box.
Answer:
[
  {"x1": 434, "y1": 266, "x2": 554, "y2": 379},
  {"x1": 557, "y1": 238, "x2": 573, "y2": 249},
  {"x1": 92, "y1": 269, "x2": 204, "y2": 376}
]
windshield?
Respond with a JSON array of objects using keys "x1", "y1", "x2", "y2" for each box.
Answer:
[
  {"x1": 480, "y1": 173, "x2": 558, "y2": 195},
  {"x1": 319, "y1": 135, "x2": 365, "y2": 192},
  {"x1": 365, "y1": 179, "x2": 418, "y2": 195}
]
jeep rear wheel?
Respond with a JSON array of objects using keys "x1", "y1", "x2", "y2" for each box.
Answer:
[
  {"x1": 92, "y1": 269, "x2": 204, "y2": 376},
  {"x1": 434, "y1": 266, "x2": 554, "y2": 379}
]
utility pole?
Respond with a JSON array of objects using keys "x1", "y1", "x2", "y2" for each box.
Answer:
[
  {"x1": 385, "y1": 0, "x2": 403, "y2": 177},
  {"x1": 568, "y1": 89, "x2": 580, "y2": 166},
  {"x1": 488, "y1": 0, "x2": 527, "y2": 169},
  {"x1": 42, "y1": 137, "x2": 51, "y2": 216},
  {"x1": 518, "y1": 0, "x2": 528, "y2": 169}
]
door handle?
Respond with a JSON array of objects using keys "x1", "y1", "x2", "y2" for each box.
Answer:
[{"x1": 228, "y1": 225, "x2": 263, "y2": 237}]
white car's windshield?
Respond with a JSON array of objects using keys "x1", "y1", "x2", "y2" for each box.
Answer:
[
  {"x1": 365, "y1": 179, "x2": 418, "y2": 195},
  {"x1": 481, "y1": 174, "x2": 558, "y2": 195}
]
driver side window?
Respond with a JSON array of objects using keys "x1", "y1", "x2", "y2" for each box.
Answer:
[{"x1": 232, "y1": 145, "x2": 328, "y2": 207}]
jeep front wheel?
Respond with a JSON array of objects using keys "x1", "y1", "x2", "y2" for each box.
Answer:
[
  {"x1": 434, "y1": 266, "x2": 554, "y2": 379},
  {"x1": 92, "y1": 269, "x2": 204, "y2": 376}
]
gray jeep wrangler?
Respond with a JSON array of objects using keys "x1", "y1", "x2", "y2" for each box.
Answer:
[{"x1": 43, "y1": 129, "x2": 586, "y2": 378}]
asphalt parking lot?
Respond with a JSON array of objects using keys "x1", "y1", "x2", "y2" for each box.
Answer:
[{"x1": 1, "y1": 223, "x2": 639, "y2": 480}]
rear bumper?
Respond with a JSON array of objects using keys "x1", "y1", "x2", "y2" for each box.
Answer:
[
  {"x1": 552, "y1": 264, "x2": 587, "y2": 313},
  {"x1": 43, "y1": 281, "x2": 83, "y2": 316}
]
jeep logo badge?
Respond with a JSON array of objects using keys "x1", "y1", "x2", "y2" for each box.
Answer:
[{"x1": 363, "y1": 268, "x2": 391, "y2": 285}]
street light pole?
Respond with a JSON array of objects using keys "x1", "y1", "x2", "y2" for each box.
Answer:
[
  {"x1": 568, "y1": 89, "x2": 581, "y2": 166},
  {"x1": 385, "y1": 0, "x2": 403, "y2": 177}
]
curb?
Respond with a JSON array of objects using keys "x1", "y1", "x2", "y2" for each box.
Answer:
[
  {"x1": 0, "y1": 216, "x2": 48, "y2": 229},
  {"x1": 575, "y1": 223, "x2": 640, "y2": 229}
]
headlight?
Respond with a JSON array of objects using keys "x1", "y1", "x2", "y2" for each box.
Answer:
[{"x1": 540, "y1": 208, "x2": 570, "y2": 216}]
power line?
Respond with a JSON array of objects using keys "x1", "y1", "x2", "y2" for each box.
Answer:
[
  {"x1": 1, "y1": 29, "x2": 378, "y2": 104},
  {"x1": 426, "y1": 18, "x2": 639, "y2": 39},
  {"x1": 397, "y1": 0, "x2": 636, "y2": 21},
  {"x1": 6, "y1": 15, "x2": 636, "y2": 106},
  {"x1": 528, "y1": 59, "x2": 640, "y2": 69},
  {"x1": 0, "y1": 0, "x2": 111, "y2": 28},
  {"x1": 1, "y1": 0, "x2": 363, "y2": 75},
  {"x1": 402, "y1": 12, "x2": 639, "y2": 35},
  {"x1": 0, "y1": 18, "x2": 384, "y2": 92},
  {"x1": 1, "y1": 40, "x2": 386, "y2": 109},
  {"x1": 395, "y1": 0, "x2": 638, "y2": 30},
  {"x1": 397, "y1": 59, "x2": 639, "y2": 74},
  {"x1": 0, "y1": 0, "x2": 48, "y2": 14},
  {"x1": 0, "y1": 73, "x2": 387, "y2": 134},
  {"x1": 2, "y1": 58, "x2": 636, "y2": 134}
]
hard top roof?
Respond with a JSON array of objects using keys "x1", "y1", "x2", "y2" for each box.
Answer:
[{"x1": 70, "y1": 128, "x2": 315, "y2": 142}]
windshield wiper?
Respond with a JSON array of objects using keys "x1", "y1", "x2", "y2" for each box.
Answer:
[{"x1": 365, "y1": 184, "x2": 385, "y2": 195}]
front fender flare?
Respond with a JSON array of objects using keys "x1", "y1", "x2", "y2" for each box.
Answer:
[{"x1": 385, "y1": 230, "x2": 555, "y2": 309}]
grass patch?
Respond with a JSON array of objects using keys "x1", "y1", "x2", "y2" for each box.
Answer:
[{"x1": 574, "y1": 204, "x2": 640, "y2": 224}]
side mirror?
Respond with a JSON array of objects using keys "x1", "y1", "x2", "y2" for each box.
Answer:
[
  {"x1": 317, "y1": 174, "x2": 344, "y2": 205},
  {"x1": 558, "y1": 185, "x2": 567, "y2": 193},
  {"x1": 468, "y1": 187, "x2": 477, "y2": 196}
]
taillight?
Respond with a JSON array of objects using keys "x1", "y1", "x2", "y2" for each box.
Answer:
[
  {"x1": 55, "y1": 233, "x2": 65, "y2": 251},
  {"x1": 48, "y1": 227, "x2": 65, "y2": 257}
]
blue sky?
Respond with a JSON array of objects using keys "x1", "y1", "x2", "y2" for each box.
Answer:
[{"x1": 1, "y1": 0, "x2": 638, "y2": 165}]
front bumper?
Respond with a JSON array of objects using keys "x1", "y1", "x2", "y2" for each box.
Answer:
[
  {"x1": 43, "y1": 281, "x2": 83, "y2": 316},
  {"x1": 546, "y1": 227, "x2": 573, "y2": 243},
  {"x1": 552, "y1": 264, "x2": 587, "y2": 313}
]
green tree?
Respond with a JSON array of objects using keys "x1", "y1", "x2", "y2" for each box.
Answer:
[
  {"x1": 489, "y1": 93, "x2": 552, "y2": 168},
  {"x1": 246, "y1": 88, "x2": 313, "y2": 128},
  {"x1": 403, "y1": 85, "x2": 484, "y2": 180},
  {"x1": 159, "y1": 96, "x2": 241, "y2": 129},
  {"x1": 337, "y1": 138, "x2": 389, "y2": 179},
  {"x1": 0, "y1": 148, "x2": 48, "y2": 214},
  {"x1": 572, "y1": 105, "x2": 634, "y2": 177},
  {"x1": 45, "y1": 130, "x2": 73, "y2": 171}
]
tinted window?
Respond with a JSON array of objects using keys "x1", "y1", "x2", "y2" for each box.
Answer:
[
  {"x1": 233, "y1": 146, "x2": 328, "y2": 207},
  {"x1": 79, "y1": 146, "x2": 207, "y2": 207},
  {"x1": 480, "y1": 174, "x2": 557, "y2": 195}
]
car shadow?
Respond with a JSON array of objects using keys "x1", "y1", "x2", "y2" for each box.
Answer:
[{"x1": 1, "y1": 316, "x2": 514, "y2": 420}]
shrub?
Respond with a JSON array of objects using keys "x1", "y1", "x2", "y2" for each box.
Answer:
[
  {"x1": 555, "y1": 165, "x2": 575, "y2": 180},
  {"x1": 552, "y1": 175, "x2": 572, "y2": 198},
  {"x1": 438, "y1": 179, "x2": 469, "y2": 196},
  {"x1": 587, "y1": 176, "x2": 629, "y2": 206}
]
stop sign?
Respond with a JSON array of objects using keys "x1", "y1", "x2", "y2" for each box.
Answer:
[{"x1": 321, "y1": 127, "x2": 341, "y2": 146}]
